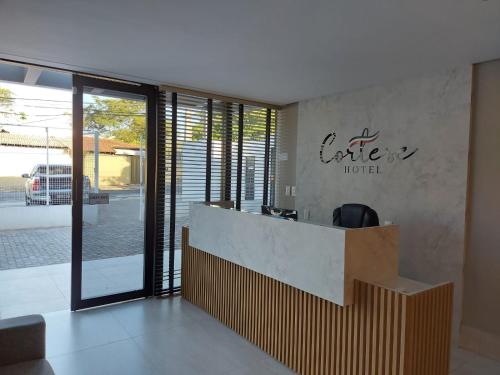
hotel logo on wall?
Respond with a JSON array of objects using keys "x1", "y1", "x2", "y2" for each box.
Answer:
[{"x1": 320, "y1": 128, "x2": 418, "y2": 174}]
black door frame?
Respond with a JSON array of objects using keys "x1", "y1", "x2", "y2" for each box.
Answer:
[{"x1": 71, "y1": 74, "x2": 157, "y2": 311}]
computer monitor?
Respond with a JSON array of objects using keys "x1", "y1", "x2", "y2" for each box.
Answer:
[
  {"x1": 206, "y1": 200, "x2": 234, "y2": 209},
  {"x1": 261, "y1": 205, "x2": 298, "y2": 221}
]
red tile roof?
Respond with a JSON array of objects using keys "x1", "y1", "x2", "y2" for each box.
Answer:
[
  {"x1": 82, "y1": 136, "x2": 140, "y2": 153},
  {"x1": 0, "y1": 132, "x2": 69, "y2": 148},
  {"x1": 0, "y1": 132, "x2": 139, "y2": 154}
]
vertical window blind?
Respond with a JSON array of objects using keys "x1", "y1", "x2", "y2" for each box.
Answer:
[
  {"x1": 269, "y1": 109, "x2": 278, "y2": 207},
  {"x1": 155, "y1": 91, "x2": 278, "y2": 296},
  {"x1": 241, "y1": 105, "x2": 268, "y2": 212}
]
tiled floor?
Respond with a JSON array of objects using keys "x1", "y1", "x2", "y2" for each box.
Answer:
[
  {"x1": 0, "y1": 255, "x2": 181, "y2": 319},
  {"x1": 2, "y1": 268, "x2": 500, "y2": 374},
  {"x1": 39, "y1": 296, "x2": 500, "y2": 375},
  {"x1": 0, "y1": 262, "x2": 70, "y2": 319},
  {"x1": 0, "y1": 258, "x2": 146, "y2": 319},
  {"x1": 450, "y1": 347, "x2": 500, "y2": 374},
  {"x1": 44, "y1": 297, "x2": 294, "y2": 375}
]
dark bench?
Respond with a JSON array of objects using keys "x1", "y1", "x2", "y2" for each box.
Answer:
[{"x1": 0, "y1": 314, "x2": 54, "y2": 375}]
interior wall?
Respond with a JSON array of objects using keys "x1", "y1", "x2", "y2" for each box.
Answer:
[
  {"x1": 275, "y1": 103, "x2": 298, "y2": 209},
  {"x1": 293, "y1": 67, "x2": 472, "y2": 336},
  {"x1": 461, "y1": 59, "x2": 500, "y2": 361}
]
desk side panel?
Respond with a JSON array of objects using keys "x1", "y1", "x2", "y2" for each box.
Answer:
[
  {"x1": 345, "y1": 225, "x2": 400, "y2": 304},
  {"x1": 403, "y1": 283, "x2": 454, "y2": 375}
]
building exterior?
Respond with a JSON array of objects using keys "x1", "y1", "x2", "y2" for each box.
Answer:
[{"x1": 0, "y1": 131, "x2": 142, "y2": 192}]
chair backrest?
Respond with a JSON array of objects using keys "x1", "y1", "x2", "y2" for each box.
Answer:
[{"x1": 332, "y1": 203, "x2": 379, "y2": 228}]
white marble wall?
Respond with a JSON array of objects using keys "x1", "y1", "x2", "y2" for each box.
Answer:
[{"x1": 295, "y1": 67, "x2": 472, "y2": 335}]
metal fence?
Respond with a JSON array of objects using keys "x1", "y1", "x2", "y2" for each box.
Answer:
[
  {"x1": 0, "y1": 125, "x2": 147, "y2": 208},
  {"x1": 0, "y1": 126, "x2": 72, "y2": 207}
]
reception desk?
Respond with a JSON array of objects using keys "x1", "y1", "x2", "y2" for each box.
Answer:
[
  {"x1": 182, "y1": 204, "x2": 453, "y2": 375},
  {"x1": 189, "y1": 203, "x2": 399, "y2": 306}
]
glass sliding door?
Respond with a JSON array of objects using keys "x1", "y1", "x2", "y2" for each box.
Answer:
[{"x1": 71, "y1": 75, "x2": 156, "y2": 310}]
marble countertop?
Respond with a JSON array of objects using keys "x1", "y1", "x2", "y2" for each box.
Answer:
[{"x1": 372, "y1": 277, "x2": 444, "y2": 295}]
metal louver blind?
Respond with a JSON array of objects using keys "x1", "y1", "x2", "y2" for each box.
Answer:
[
  {"x1": 172, "y1": 94, "x2": 208, "y2": 290},
  {"x1": 154, "y1": 91, "x2": 171, "y2": 295},
  {"x1": 272, "y1": 109, "x2": 288, "y2": 209},
  {"x1": 155, "y1": 90, "x2": 278, "y2": 295},
  {"x1": 210, "y1": 101, "x2": 240, "y2": 203},
  {"x1": 240, "y1": 105, "x2": 268, "y2": 212},
  {"x1": 268, "y1": 109, "x2": 277, "y2": 207}
]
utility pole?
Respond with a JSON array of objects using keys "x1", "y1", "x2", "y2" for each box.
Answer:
[
  {"x1": 94, "y1": 130, "x2": 99, "y2": 193},
  {"x1": 139, "y1": 133, "x2": 144, "y2": 221},
  {"x1": 45, "y1": 127, "x2": 50, "y2": 205}
]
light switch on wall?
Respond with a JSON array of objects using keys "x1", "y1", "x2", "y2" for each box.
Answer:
[
  {"x1": 278, "y1": 153, "x2": 288, "y2": 161},
  {"x1": 291, "y1": 186, "x2": 296, "y2": 197},
  {"x1": 285, "y1": 185, "x2": 291, "y2": 196}
]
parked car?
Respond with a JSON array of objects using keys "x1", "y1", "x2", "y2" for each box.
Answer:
[{"x1": 22, "y1": 164, "x2": 91, "y2": 205}]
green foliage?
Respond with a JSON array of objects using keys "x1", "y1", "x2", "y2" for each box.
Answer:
[
  {"x1": 243, "y1": 108, "x2": 267, "y2": 142},
  {"x1": 189, "y1": 107, "x2": 268, "y2": 142},
  {"x1": 0, "y1": 87, "x2": 29, "y2": 124},
  {"x1": 84, "y1": 96, "x2": 146, "y2": 144},
  {"x1": 0, "y1": 87, "x2": 14, "y2": 111},
  {"x1": 82, "y1": 95, "x2": 274, "y2": 148},
  {"x1": 0, "y1": 87, "x2": 15, "y2": 127}
]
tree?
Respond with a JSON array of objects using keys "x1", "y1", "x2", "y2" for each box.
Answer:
[
  {"x1": 190, "y1": 106, "x2": 269, "y2": 142},
  {"x1": 0, "y1": 86, "x2": 28, "y2": 127},
  {"x1": 82, "y1": 95, "x2": 273, "y2": 146},
  {"x1": 0, "y1": 87, "x2": 14, "y2": 112},
  {"x1": 84, "y1": 96, "x2": 146, "y2": 144},
  {"x1": 0, "y1": 87, "x2": 15, "y2": 130}
]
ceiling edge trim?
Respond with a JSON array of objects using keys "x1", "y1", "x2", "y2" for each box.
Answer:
[{"x1": 160, "y1": 84, "x2": 283, "y2": 110}]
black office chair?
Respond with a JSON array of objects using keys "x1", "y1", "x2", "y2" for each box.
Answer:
[{"x1": 332, "y1": 203, "x2": 379, "y2": 228}]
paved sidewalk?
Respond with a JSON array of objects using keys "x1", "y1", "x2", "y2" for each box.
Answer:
[
  {"x1": 0, "y1": 224, "x2": 146, "y2": 270},
  {"x1": 0, "y1": 220, "x2": 187, "y2": 271},
  {"x1": 0, "y1": 193, "x2": 191, "y2": 271},
  {"x1": 0, "y1": 194, "x2": 145, "y2": 270},
  {"x1": 0, "y1": 227, "x2": 71, "y2": 270}
]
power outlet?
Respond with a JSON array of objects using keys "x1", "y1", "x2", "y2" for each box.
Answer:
[
  {"x1": 291, "y1": 186, "x2": 296, "y2": 197},
  {"x1": 285, "y1": 185, "x2": 291, "y2": 196}
]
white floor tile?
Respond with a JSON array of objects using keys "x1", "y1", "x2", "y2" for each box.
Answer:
[
  {"x1": 44, "y1": 308, "x2": 130, "y2": 357},
  {"x1": 0, "y1": 297, "x2": 69, "y2": 319},
  {"x1": 451, "y1": 347, "x2": 500, "y2": 374},
  {"x1": 0, "y1": 275, "x2": 66, "y2": 308},
  {"x1": 108, "y1": 297, "x2": 206, "y2": 337},
  {"x1": 48, "y1": 339, "x2": 159, "y2": 375}
]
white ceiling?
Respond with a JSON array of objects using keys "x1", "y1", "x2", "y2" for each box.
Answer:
[{"x1": 0, "y1": 0, "x2": 499, "y2": 105}]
